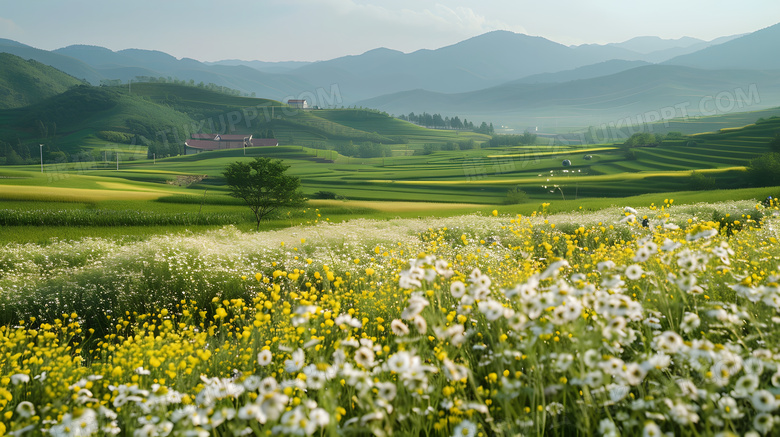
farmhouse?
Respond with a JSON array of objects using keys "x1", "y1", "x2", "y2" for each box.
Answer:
[
  {"x1": 184, "y1": 134, "x2": 278, "y2": 155},
  {"x1": 286, "y1": 99, "x2": 308, "y2": 109}
]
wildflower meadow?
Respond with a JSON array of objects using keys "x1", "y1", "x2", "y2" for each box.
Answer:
[{"x1": 1, "y1": 200, "x2": 780, "y2": 436}]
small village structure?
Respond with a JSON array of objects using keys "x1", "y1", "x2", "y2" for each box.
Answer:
[
  {"x1": 286, "y1": 99, "x2": 309, "y2": 109},
  {"x1": 184, "y1": 134, "x2": 278, "y2": 155}
]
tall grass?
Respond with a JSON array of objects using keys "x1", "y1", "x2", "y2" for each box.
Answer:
[{"x1": 0, "y1": 208, "x2": 245, "y2": 226}]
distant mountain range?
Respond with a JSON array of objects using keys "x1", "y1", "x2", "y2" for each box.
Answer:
[
  {"x1": 1, "y1": 22, "x2": 779, "y2": 129},
  {"x1": 357, "y1": 65, "x2": 780, "y2": 128},
  {"x1": 0, "y1": 39, "x2": 316, "y2": 100},
  {"x1": 663, "y1": 23, "x2": 780, "y2": 70},
  {"x1": 203, "y1": 60, "x2": 312, "y2": 74}
]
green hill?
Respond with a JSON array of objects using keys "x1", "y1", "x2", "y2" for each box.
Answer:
[
  {"x1": 0, "y1": 53, "x2": 85, "y2": 109},
  {"x1": 0, "y1": 85, "x2": 195, "y2": 157},
  {"x1": 125, "y1": 83, "x2": 398, "y2": 145},
  {"x1": 0, "y1": 83, "x2": 466, "y2": 164}
]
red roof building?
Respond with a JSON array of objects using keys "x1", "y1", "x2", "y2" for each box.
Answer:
[
  {"x1": 184, "y1": 134, "x2": 278, "y2": 154},
  {"x1": 286, "y1": 99, "x2": 308, "y2": 109}
]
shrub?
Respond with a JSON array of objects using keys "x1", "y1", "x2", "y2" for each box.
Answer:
[
  {"x1": 313, "y1": 191, "x2": 338, "y2": 199},
  {"x1": 504, "y1": 186, "x2": 530, "y2": 204},
  {"x1": 747, "y1": 152, "x2": 780, "y2": 186},
  {"x1": 689, "y1": 170, "x2": 716, "y2": 191}
]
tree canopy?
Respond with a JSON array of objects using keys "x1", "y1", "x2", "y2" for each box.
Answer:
[
  {"x1": 223, "y1": 157, "x2": 305, "y2": 230},
  {"x1": 769, "y1": 133, "x2": 780, "y2": 153}
]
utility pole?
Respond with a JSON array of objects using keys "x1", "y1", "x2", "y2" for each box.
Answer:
[
  {"x1": 116, "y1": 152, "x2": 119, "y2": 170},
  {"x1": 153, "y1": 153, "x2": 156, "y2": 164},
  {"x1": 40, "y1": 144, "x2": 44, "y2": 173}
]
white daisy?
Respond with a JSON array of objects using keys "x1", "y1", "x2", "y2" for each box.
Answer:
[
  {"x1": 452, "y1": 419, "x2": 477, "y2": 437},
  {"x1": 310, "y1": 408, "x2": 330, "y2": 427},
  {"x1": 285, "y1": 348, "x2": 305, "y2": 373},
  {"x1": 623, "y1": 362, "x2": 647, "y2": 386},
  {"x1": 375, "y1": 382, "x2": 397, "y2": 401},
  {"x1": 387, "y1": 351, "x2": 412, "y2": 374},
  {"x1": 443, "y1": 358, "x2": 469, "y2": 382},
  {"x1": 11, "y1": 373, "x2": 30, "y2": 385},
  {"x1": 238, "y1": 403, "x2": 267, "y2": 423},
  {"x1": 15, "y1": 401, "x2": 35, "y2": 418},
  {"x1": 732, "y1": 374, "x2": 759, "y2": 398},
  {"x1": 633, "y1": 246, "x2": 651, "y2": 263},
  {"x1": 243, "y1": 375, "x2": 262, "y2": 392},
  {"x1": 754, "y1": 413, "x2": 774, "y2": 434},
  {"x1": 412, "y1": 315, "x2": 427, "y2": 334},
  {"x1": 718, "y1": 396, "x2": 743, "y2": 419},
  {"x1": 599, "y1": 419, "x2": 618, "y2": 437},
  {"x1": 450, "y1": 281, "x2": 467, "y2": 298},
  {"x1": 625, "y1": 264, "x2": 643, "y2": 280},
  {"x1": 391, "y1": 319, "x2": 410, "y2": 336},
  {"x1": 642, "y1": 421, "x2": 662, "y2": 437},
  {"x1": 354, "y1": 346, "x2": 375, "y2": 369},
  {"x1": 660, "y1": 237, "x2": 681, "y2": 251},
  {"x1": 259, "y1": 377, "x2": 278, "y2": 393},
  {"x1": 477, "y1": 299, "x2": 504, "y2": 321},
  {"x1": 655, "y1": 331, "x2": 684, "y2": 354},
  {"x1": 680, "y1": 312, "x2": 700, "y2": 333},
  {"x1": 257, "y1": 349, "x2": 273, "y2": 366},
  {"x1": 401, "y1": 294, "x2": 429, "y2": 320},
  {"x1": 751, "y1": 389, "x2": 777, "y2": 412}
]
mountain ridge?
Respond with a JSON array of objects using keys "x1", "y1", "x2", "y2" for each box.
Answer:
[{"x1": 357, "y1": 64, "x2": 780, "y2": 128}]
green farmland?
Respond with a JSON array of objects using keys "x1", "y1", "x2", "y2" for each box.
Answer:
[
  {"x1": 1, "y1": 82, "x2": 779, "y2": 243},
  {"x1": 2, "y1": 113, "x2": 777, "y2": 205}
]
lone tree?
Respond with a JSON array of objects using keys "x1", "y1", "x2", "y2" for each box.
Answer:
[{"x1": 223, "y1": 157, "x2": 305, "y2": 230}]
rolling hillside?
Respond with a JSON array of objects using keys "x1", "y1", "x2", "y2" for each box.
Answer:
[
  {"x1": 2, "y1": 114, "x2": 776, "y2": 206},
  {"x1": 0, "y1": 82, "x2": 453, "y2": 158},
  {"x1": 0, "y1": 85, "x2": 195, "y2": 155},
  {"x1": 124, "y1": 83, "x2": 398, "y2": 145},
  {"x1": 0, "y1": 53, "x2": 85, "y2": 109}
]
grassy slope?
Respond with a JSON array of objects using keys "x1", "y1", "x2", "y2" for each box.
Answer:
[
  {"x1": 0, "y1": 86, "x2": 196, "y2": 155},
  {"x1": 123, "y1": 83, "x2": 399, "y2": 146},
  {"x1": 0, "y1": 53, "x2": 85, "y2": 109},
  {"x1": 645, "y1": 108, "x2": 780, "y2": 135},
  {"x1": 2, "y1": 83, "x2": 492, "y2": 163}
]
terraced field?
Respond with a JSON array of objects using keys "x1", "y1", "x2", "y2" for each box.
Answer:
[{"x1": 2, "y1": 110, "x2": 776, "y2": 219}]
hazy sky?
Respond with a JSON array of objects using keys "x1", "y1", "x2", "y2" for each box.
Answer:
[{"x1": 1, "y1": 0, "x2": 779, "y2": 62}]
